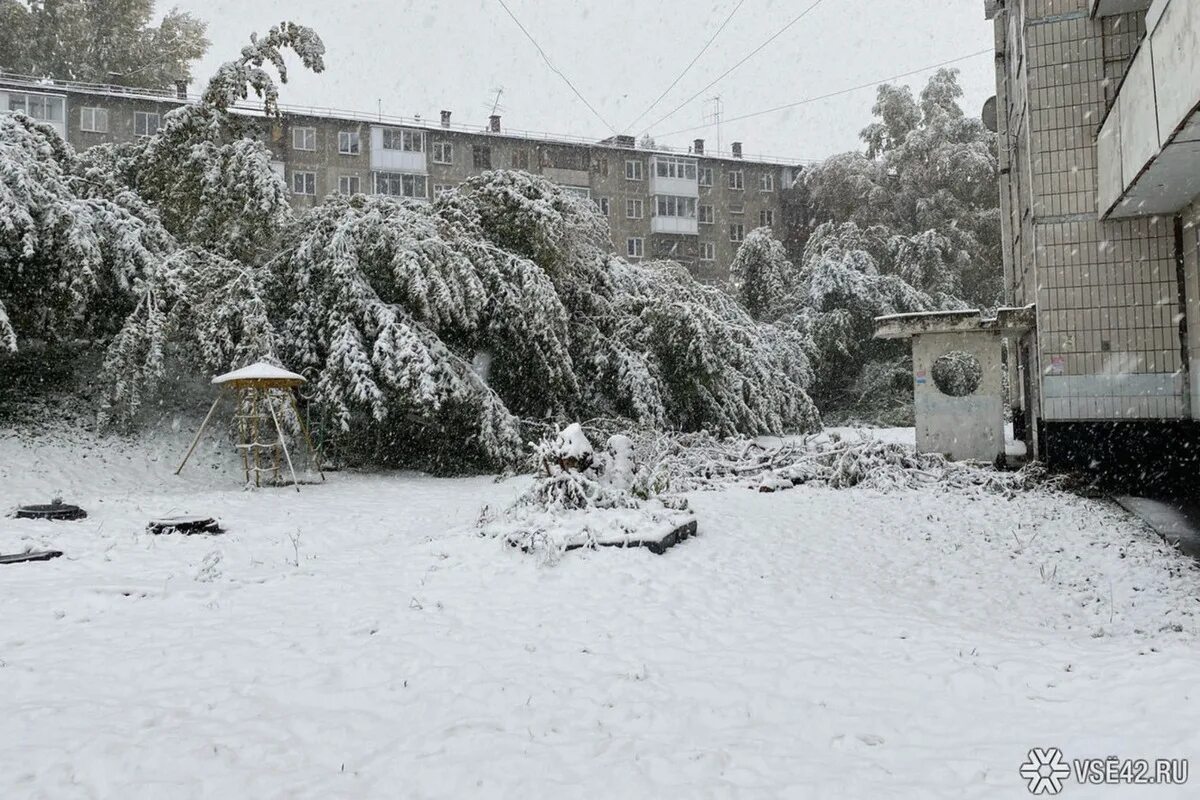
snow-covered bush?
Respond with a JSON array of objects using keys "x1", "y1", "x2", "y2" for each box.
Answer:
[
  {"x1": 480, "y1": 423, "x2": 693, "y2": 560},
  {"x1": 609, "y1": 426, "x2": 1055, "y2": 497}
]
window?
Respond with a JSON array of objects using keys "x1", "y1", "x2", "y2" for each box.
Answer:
[
  {"x1": 382, "y1": 129, "x2": 423, "y2": 151},
  {"x1": 624, "y1": 160, "x2": 643, "y2": 180},
  {"x1": 654, "y1": 195, "x2": 697, "y2": 219},
  {"x1": 292, "y1": 171, "x2": 316, "y2": 196},
  {"x1": 374, "y1": 171, "x2": 427, "y2": 198},
  {"x1": 625, "y1": 198, "x2": 644, "y2": 219},
  {"x1": 653, "y1": 156, "x2": 697, "y2": 180},
  {"x1": 338, "y1": 175, "x2": 360, "y2": 195},
  {"x1": 8, "y1": 92, "x2": 64, "y2": 123},
  {"x1": 134, "y1": 111, "x2": 161, "y2": 137},
  {"x1": 730, "y1": 204, "x2": 745, "y2": 215},
  {"x1": 759, "y1": 209, "x2": 775, "y2": 227},
  {"x1": 626, "y1": 238, "x2": 644, "y2": 258},
  {"x1": 338, "y1": 131, "x2": 360, "y2": 155},
  {"x1": 698, "y1": 205, "x2": 714, "y2": 224},
  {"x1": 698, "y1": 166, "x2": 713, "y2": 187},
  {"x1": 511, "y1": 149, "x2": 530, "y2": 170},
  {"x1": 729, "y1": 224, "x2": 745, "y2": 242},
  {"x1": 728, "y1": 170, "x2": 744, "y2": 190},
  {"x1": 759, "y1": 173, "x2": 775, "y2": 192},
  {"x1": 433, "y1": 141, "x2": 453, "y2": 164},
  {"x1": 433, "y1": 183, "x2": 455, "y2": 197},
  {"x1": 80, "y1": 106, "x2": 108, "y2": 133},
  {"x1": 472, "y1": 145, "x2": 492, "y2": 169},
  {"x1": 699, "y1": 242, "x2": 716, "y2": 261},
  {"x1": 292, "y1": 126, "x2": 316, "y2": 151},
  {"x1": 597, "y1": 197, "x2": 610, "y2": 216}
]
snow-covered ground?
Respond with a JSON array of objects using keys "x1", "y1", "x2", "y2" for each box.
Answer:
[{"x1": 2, "y1": 424, "x2": 1198, "y2": 799}]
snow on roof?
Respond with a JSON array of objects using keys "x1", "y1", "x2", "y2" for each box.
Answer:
[
  {"x1": 874, "y1": 305, "x2": 1036, "y2": 340},
  {"x1": 212, "y1": 362, "x2": 305, "y2": 385}
]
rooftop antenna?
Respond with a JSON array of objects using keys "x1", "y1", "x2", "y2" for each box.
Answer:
[
  {"x1": 489, "y1": 87, "x2": 505, "y2": 117},
  {"x1": 703, "y1": 95, "x2": 724, "y2": 154},
  {"x1": 377, "y1": 98, "x2": 382, "y2": 121}
]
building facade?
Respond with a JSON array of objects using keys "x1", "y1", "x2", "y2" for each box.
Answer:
[
  {"x1": 0, "y1": 73, "x2": 804, "y2": 283},
  {"x1": 987, "y1": 0, "x2": 1200, "y2": 485}
]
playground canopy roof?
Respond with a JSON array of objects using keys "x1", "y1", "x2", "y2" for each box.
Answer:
[{"x1": 212, "y1": 362, "x2": 306, "y2": 387}]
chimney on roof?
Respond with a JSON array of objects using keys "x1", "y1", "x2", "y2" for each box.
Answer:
[
  {"x1": 175, "y1": 80, "x2": 187, "y2": 100},
  {"x1": 441, "y1": 109, "x2": 452, "y2": 127},
  {"x1": 732, "y1": 141, "x2": 743, "y2": 159},
  {"x1": 693, "y1": 138, "x2": 705, "y2": 155},
  {"x1": 489, "y1": 114, "x2": 501, "y2": 133}
]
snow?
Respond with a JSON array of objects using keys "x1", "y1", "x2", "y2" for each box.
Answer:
[
  {"x1": 551, "y1": 422, "x2": 592, "y2": 462},
  {"x1": 2, "y1": 423, "x2": 1199, "y2": 798},
  {"x1": 211, "y1": 361, "x2": 305, "y2": 384}
]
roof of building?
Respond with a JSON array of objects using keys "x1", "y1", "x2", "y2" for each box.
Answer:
[
  {"x1": 0, "y1": 71, "x2": 817, "y2": 167},
  {"x1": 874, "y1": 305, "x2": 1037, "y2": 339}
]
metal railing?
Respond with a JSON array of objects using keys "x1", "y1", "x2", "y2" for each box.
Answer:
[{"x1": 0, "y1": 70, "x2": 819, "y2": 167}]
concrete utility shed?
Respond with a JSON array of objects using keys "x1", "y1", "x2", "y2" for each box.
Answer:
[{"x1": 875, "y1": 306, "x2": 1036, "y2": 462}]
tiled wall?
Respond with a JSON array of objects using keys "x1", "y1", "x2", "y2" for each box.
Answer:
[{"x1": 999, "y1": 0, "x2": 1188, "y2": 422}]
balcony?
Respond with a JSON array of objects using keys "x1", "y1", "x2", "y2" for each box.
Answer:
[
  {"x1": 1089, "y1": 0, "x2": 1151, "y2": 17},
  {"x1": 1097, "y1": 0, "x2": 1200, "y2": 218},
  {"x1": 0, "y1": 88, "x2": 66, "y2": 139},
  {"x1": 651, "y1": 216, "x2": 699, "y2": 236},
  {"x1": 649, "y1": 155, "x2": 699, "y2": 198},
  {"x1": 370, "y1": 125, "x2": 427, "y2": 173}
]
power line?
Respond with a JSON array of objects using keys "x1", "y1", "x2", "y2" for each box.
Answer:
[
  {"x1": 654, "y1": 48, "x2": 994, "y2": 139},
  {"x1": 493, "y1": 0, "x2": 616, "y2": 134},
  {"x1": 641, "y1": 0, "x2": 827, "y2": 135},
  {"x1": 624, "y1": 0, "x2": 747, "y2": 134}
]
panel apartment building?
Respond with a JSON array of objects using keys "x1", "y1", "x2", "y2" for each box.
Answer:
[
  {"x1": 0, "y1": 72, "x2": 803, "y2": 283},
  {"x1": 986, "y1": 0, "x2": 1200, "y2": 484}
]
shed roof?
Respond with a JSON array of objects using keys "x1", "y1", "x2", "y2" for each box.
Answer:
[{"x1": 874, "y1": 305, "x2": 1036, "y2": 340}]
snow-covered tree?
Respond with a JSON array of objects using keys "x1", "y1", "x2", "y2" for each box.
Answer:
[
  {"x1": 0, "y1": 113, "x2": 172, "y2": 353},
  {"x1": 92, "y1": 21, "x2": 326, "y2": 261},
  {"x1": 800, "y1": 69, "x2": 999, "y2": 309},
  {"x1": 783, "y1": 68, "x2": 1000, "y2": 422},
  {"x1": 92, "y1": 23, "x2": 325, "y2": 421},
  {"x1": 0, "y1": 0, "x2": 209, "y2": 88},
  {"x1": 269, "y1": 176, "x2": 819, "y2": 469},
  {"x1": 780, "y1": 222, "x2": 941, "y2": 416},
  {"x1": 728, "y1": 226, "x2": 797, "y2": 321},
  {"x1": 4, "y1": 23, "x2": 822, "y2": 469},
  {"x1": 860, "y1": 84, "x2": 921, "y2": 159},
  {"x1": 888, "y1": 228, "x2": 964, "y2": 303},
  {"x1": 609, "y1": 258, "x2": 818, "y2": 436}
]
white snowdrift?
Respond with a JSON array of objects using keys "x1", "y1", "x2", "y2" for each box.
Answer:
[{"x1": 1, "y1": 423, "x2": 1198, "y2": 799}]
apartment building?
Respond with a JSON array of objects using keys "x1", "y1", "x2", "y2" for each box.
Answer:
[
  {"x1": 987, "y1": 0, "x2": 1200, "y2": 484},
  {"x1": 0, "y1": 73, "x2": 802, "y2": 283}
]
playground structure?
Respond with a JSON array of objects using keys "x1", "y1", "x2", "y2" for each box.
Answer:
[{"x1": 176, "y1": 362, "x2": 325, "y2": 491}]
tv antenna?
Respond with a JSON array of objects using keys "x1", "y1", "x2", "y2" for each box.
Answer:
[
  {"x1": 703, "y1": 95, "x2": 724, "y2": 153},
  {"x1": 488, "y1": 87, "x2": 506, "y2": 116}
]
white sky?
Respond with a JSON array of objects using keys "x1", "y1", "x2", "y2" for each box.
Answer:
[{"x1": 169, "y1": 0, "x2": 994, "y2": 161}]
